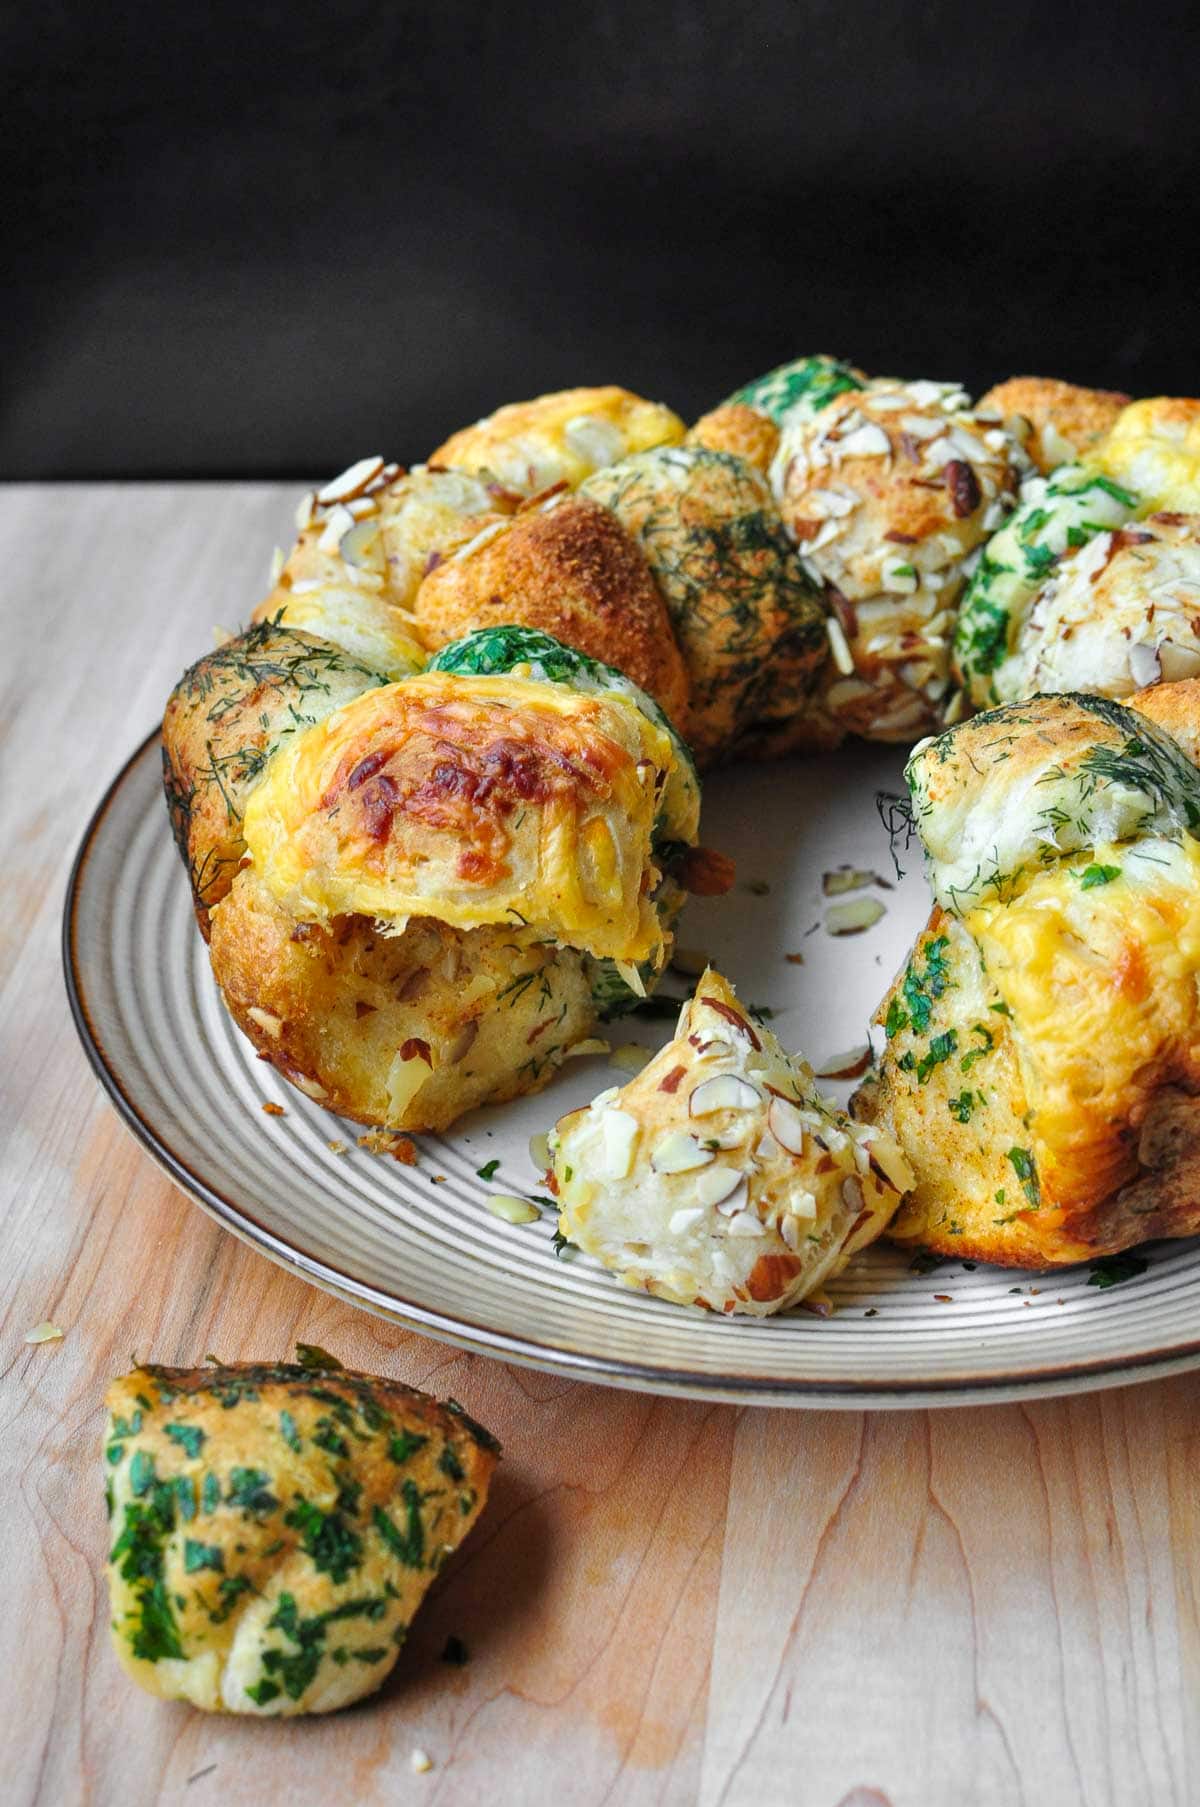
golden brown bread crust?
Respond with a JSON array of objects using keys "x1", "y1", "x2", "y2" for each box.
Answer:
[
  {"x1": 687, "y1": 403, "x2": 780, "y2": 473},
  {"x1": 412, "y1": 492, "x2": 691, "y2": 728},
  {"x1": 978, "y1": 376, "x2": 1129, "y2": 473},
  {"x1": 161, "y1": 624, "x2": 386, "y2": 936},
  {"x1": 428, "y1": 385, "x2": 685, "y2": 492},
  {"x1": 208, "y1": 869, "x2": 597, "y2": 1131},
  {"x1": 104, "y1": 1359, "x2": 497, "y2": 1714},
  {"x1": 1130, "y1": 675, "x2": 1200, "y2": 763}
]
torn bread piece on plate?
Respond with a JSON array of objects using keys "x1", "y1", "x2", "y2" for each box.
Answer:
[
  {"x1": 549, "y1": 969, "x2": 912, "y2": 1316},
  {"x1": 103, "y1": 1354, "x2": 498, "y2": 1715}
]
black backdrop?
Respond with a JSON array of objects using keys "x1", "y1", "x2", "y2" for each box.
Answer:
[{"x1": 5, "y1": 1, "x2": 1200, "y2": 478}]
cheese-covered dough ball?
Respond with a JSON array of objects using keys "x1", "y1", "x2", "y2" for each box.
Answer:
[
  {"x1": 770, "y1": 377, "x2": 1023, "y2": 739},
  {"x1": 162, "y1": 622, "x2": 388, "y2": 934},
  {"x1": 104, "y1": 1356, "x2": 498, "y2": 1714},
  {"x1": 550, "y1": 970, "x2": 911, "y2": 1315},
  {"x1": 1094, "y1": 397, "x2": 1200, "y2": 512},
  {"x1": 581, "y1": 446, "x2": 827, "y2": 764},
  {"x1": 977, "y1": 376, "x2": 1129, "y2": 474},
  {"x1": 858, "y1": 686, "x2": 1200, "y2": 1266},
  {"x1": 241, "y1": 666, "x2": 698, "y2": 966},
  {"x1": 428, "y1": 386, "x2": 685, "y2": 495},
  {"x1": 953, "y1": 465, "x2": 1138, "y2": 707},
  {"x1": 208, "y1": 873, "x2": 596, "y2": 1129},
  {"x1": 412, "y1": 490, "x2": 691, "y2": 727},
  {"x1": 989, "y1": 513, "x2": 1200, "y2": 703}
]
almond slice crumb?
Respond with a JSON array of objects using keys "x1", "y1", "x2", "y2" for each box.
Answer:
[
  {"x1": 814, "y1": 1043, "x2": 872, "y2": 1080},
  {"x1": 25, "y1": 1322, "x2": 64, "y2": 1345},
  {"x1": 410, "y1": 1749, "x2": 434, "y2": 1775},
  {"x1": 824, "y1": 896, "x2": 886, "y2": 936}
]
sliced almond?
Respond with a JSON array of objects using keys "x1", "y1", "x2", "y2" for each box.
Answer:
[
  {"x1": 486, "y1": 1194, "x2": 540, "y2": 1225},
  {"x1": 694, "y1": 1166, "x2": 747, "y2": 1208},
  {"x1": 610, "y1": 1044, "x2": 652, "y2": 1076},
  {"x1": 601, "y1": 1110, "x2": 640, "y2": 1178},
  {"x1": 825, "y1": 615, "x2": 856, "y2": 675},
  {"x1": 689, "y1": 1074, "x2": 761, "y2": 1117},
  {"x1": 726, "y1": 1208, "x2": 765, "y2": 1237},
  {"x1": 814, "y1": 1043, "x2": 872, "y2": 1080},
  {"x1": 528, "y1": 1131, "x2": 551, "y2": 1172},
  {"x1": 651, "y1": 1131, "x2": 714, "y2": 1174},
  {"x1": 1128, "y1": 642, "x2": 1162, "y2": 687},
  {"x1": 836, "y1": 422, "x2": 892, "y2": 459},
  {"x1": 339, "y1": 517, "x2": 382, "y2": 569},
  {"x1": 25, "y1": 1321, "x2": 64, "y2": 1345},
  {"x1": 824, "y1": 896, "x2": 886, "y2": 936},
  {"x1": 317, "y1": 455, "x2": 386, "y2": 505},
  {"x1": 317, "y1": 503, "x2": 356, "y2": 553},
  {"x1": 767, "y1": 1096, "x2": 808, "y2": 1157},
  {"x1": 864, "y1": 1133, "x2": 916, "y2": 1195},
  {"x1": 822, "y1": 867, "x2": 883, "y2": 897},
  {"x1": 563, "y1": 1037, "x2": 611, "y2": 1060},
  {"x1": 668, "y1": 1206, "x2": 706, "y2": 1234}
]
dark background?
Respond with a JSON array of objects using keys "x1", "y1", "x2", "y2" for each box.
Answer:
[{"x1": 5, "y1": 1, "x2": 1199, "y2": 479}]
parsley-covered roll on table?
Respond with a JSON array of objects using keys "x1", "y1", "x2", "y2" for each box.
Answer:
[
  {"x1": 206, "y1": 630, "x2": 710, "y2": 1130},
  {"x1": 856, "y1": 688, "x2": 1200, "y2": 1267},
  {"x1": 549, "y1": 970, "x2": 913, "y2": 1315},
  {"x1": 103, "y1": 1356, "x2": 499, "y2": 1715}
]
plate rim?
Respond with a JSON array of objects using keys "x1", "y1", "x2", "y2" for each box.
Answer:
[{"x1": 62, "y1": 728, "x2": 1200, "y2": 1409}]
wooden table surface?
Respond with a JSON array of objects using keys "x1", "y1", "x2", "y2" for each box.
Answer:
[{"x1": 5, "y1": 481, "x2": 1200, "y2": 1807}]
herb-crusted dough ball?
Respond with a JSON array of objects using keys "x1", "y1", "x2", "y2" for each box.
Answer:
[
  {"x1": 428, "y1": 385, "x2": 685, "y2": 495},
  {"x1": 952, "y1": 466, "x2": 1138, "y2": 707},
  {"x1": 977, "y1": 376, "x2": 1130, "y2": 474},
  {"x1": 240, "y1": 669, "x2": 698, "y2": 965},
  {"x1": 208, "y1": 871, "x2": 597, "y2": 1129},
  {"x1": 104, "y1": 1358, "x2": 498, "y2": 1714},
  {"x1": 770, "y1": 377, "x2": 1024, "y2": 740},
  {"x1": 161, "y1": 623, "x2": 388, "y2": 935},
  {"x1": 411, "y1": 491, "x2": 691, "y2": 727},
  {"x1": 992, "y1": 513, "x2": 1200, "y2": 703},
  {"x1": 550, "y1": 970, "x2": 912, "y2": 1314},
  {"x1": 857, "y1": 684, "x2": 1200, "y2": 1266},
  {"x1": 581, "y1": 445, "x2": 827, "y2": 765}
]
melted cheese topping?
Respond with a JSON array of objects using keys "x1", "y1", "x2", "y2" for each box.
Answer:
[
  {"x1": 241, "y1": 672, "x2": 685, "y2": 962},
  {"x1": 428, "y1": 387, "x2": 686, "y2": 494},
  {"x1": 967, "y1": 836, "x2": 1200, "y2": 1209},
  {"x1": 1096, "y1": 398, "x2": 1200, "y2": 513}
]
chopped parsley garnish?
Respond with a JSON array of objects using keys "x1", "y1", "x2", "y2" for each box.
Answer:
[
  {"x1": 438, "y1": 1445, "x2": 465, "y2": 1483},
  {"x1": 373, "y1": 1481, "x2": 426, "y2": 1570},
  {"x1": 294, "y1": 1343, "x2": 344, "y2": 1371},
  {"x1": 947, "y1": 1090, "x2": 979, "y2": 1123},
  {"x1": 388, "y1": 1430, "x2": 429, "y2": 1465},
  {"x1": 551, "y1": 1228, "x2": 578, "y2": 1259},
  {"x1": 916, "y1": 1030, "x2": 958, "y2": 1084},
  {"x1": 1079, "y1": 863, "x2": 1121, "y2": 889},
  {"x1": 1088, "y1": 1253, "x2": 1149, "y2": 1289},
  {"x1": 183, "y1": 1539, "x2": 225, "y2": 1574},
  {"x1": 285, "y1": 1493, "x2": 364, "y2": 1584},
  {"x1": 1007, "y1": 1147, "x2": 1040, "y2": 1208},
  {"x1": 279, "y1": 1410, "x2": 302, "y2": 1453},
  {"x1": 164, "y1": 1423, "x2": 206, "y2": 1459},
  {"x1": 475, "y1": 1159, "x2": 501, "y2": 1181},
  {"x1": 227, "y1": 1468, "x2": 279, "y2": 1516}
]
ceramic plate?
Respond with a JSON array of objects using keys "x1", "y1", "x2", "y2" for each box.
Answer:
[{"x1": 64, "y1": 732, "x2": 1200, "y2": 1408}]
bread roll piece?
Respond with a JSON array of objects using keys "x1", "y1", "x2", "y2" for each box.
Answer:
[
  {"x1": 687, "y1": 358, "x2": 869, "y2": 476},
  {"x1": 857, "y1": 685, "x2": 1200, "y2": 1266},
  {"x1": 412, "y1": 490, "x2": 691, "y2": 727},
  {"x1": 982, "y1": 513, "x2": 1200, "y2": 705},
  {"x1": 953, "y1": 465, "x2": 1138, "y2": 707},
  {"x1": 208, "y1": 872, "x2": 597, "y2": 1130},
  {"x1": 162, "y1": 623, "x2": 388, "y2": 934},
  {"x1": 1094, "y1": 397, "x2": 1200, "y2": 513},
  {"x1": 240, "y1": 666, "x2": 698, "y2": 966},
  {"x1": 104, "y1": 1356, "x2": 497, "y2": 1714},
  {"x1": 428, "y1": 385, "x2": 685, "y2": 495},
  {"x1": 770, "y1": 376, "x2": 1024, "y2": 741},
  {"x1": 582, "y1": 445, "x2": 826, "y2": 764},
  {"x1": 977, "y1": 376, "x2": 1129, "y2": 474},
  {"x1": 550, "y1": 970, "x2": 911, "y2": 1314}
]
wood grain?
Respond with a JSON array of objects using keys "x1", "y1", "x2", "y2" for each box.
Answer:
[{"x1": 3, "y1": 483, "x2": 1200, "y2": 1807}]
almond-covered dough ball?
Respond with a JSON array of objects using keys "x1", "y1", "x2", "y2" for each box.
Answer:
[
  {"x1": 687, "y1": 356, "x2": 868, "y2": 475},
  {"x1": 988, "y1": 513, "x2": 1200, "y2": 704},
  {"x1": 770, "y1": 377, "x2": 1024, "y2": 740},
  {"x1": 412, "y1": 490, "x2": 691, "y2": 727},
  {"x1": 103, "y1": 1356, "x2": 498, "y2": 1715},
  {"x1": 549, "y1": 970, "x2": 912, "y2": 1315},
  {"x1": 428, "y1": 385, "x2": 685, "y2": 495},
  {"x1": 581, "y1": 445, "x2": 827, "y2": 765},
  {"x1": 977, "y1": 376, "x2": 1130, "y2": 474}
]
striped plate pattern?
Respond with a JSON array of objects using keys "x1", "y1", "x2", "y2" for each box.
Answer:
[{"x1": 64, "y1": 733, "x2": 1200, "y2": 1407}]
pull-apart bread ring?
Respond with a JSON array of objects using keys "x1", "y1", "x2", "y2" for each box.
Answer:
[{"x1": 856, "y1": 686, "x2": 1200, "y2": 1267}]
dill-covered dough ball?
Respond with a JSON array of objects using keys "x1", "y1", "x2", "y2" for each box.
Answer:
[
  {"x1": 549, "y1": 970, "x2": 912, "y2": 1315},
  {"x1": 858, "y1": 687, "x2": 1200, "y2": 1266},
  {"x1": 412, "y1": 490, "x2": 691, "y2": 727},
  {"x1": 770, "y1": 377, "x2": 1024, "y2": 740},
  {"x1": 977, "y1": 376, "x2": 1130, "y2": 474},
  {"x1": 428, "y1": 385, "x2": 685, "y2": 495},
  {"x1": 161, "y1": 623, "x2": 389, "y2": 934},
  {"x1": 581, "y1": 445, "x2": 827, "y2": 765},
  {"x1": 103, "y1": 1356, "x2": 498, "y2": 1715}
]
